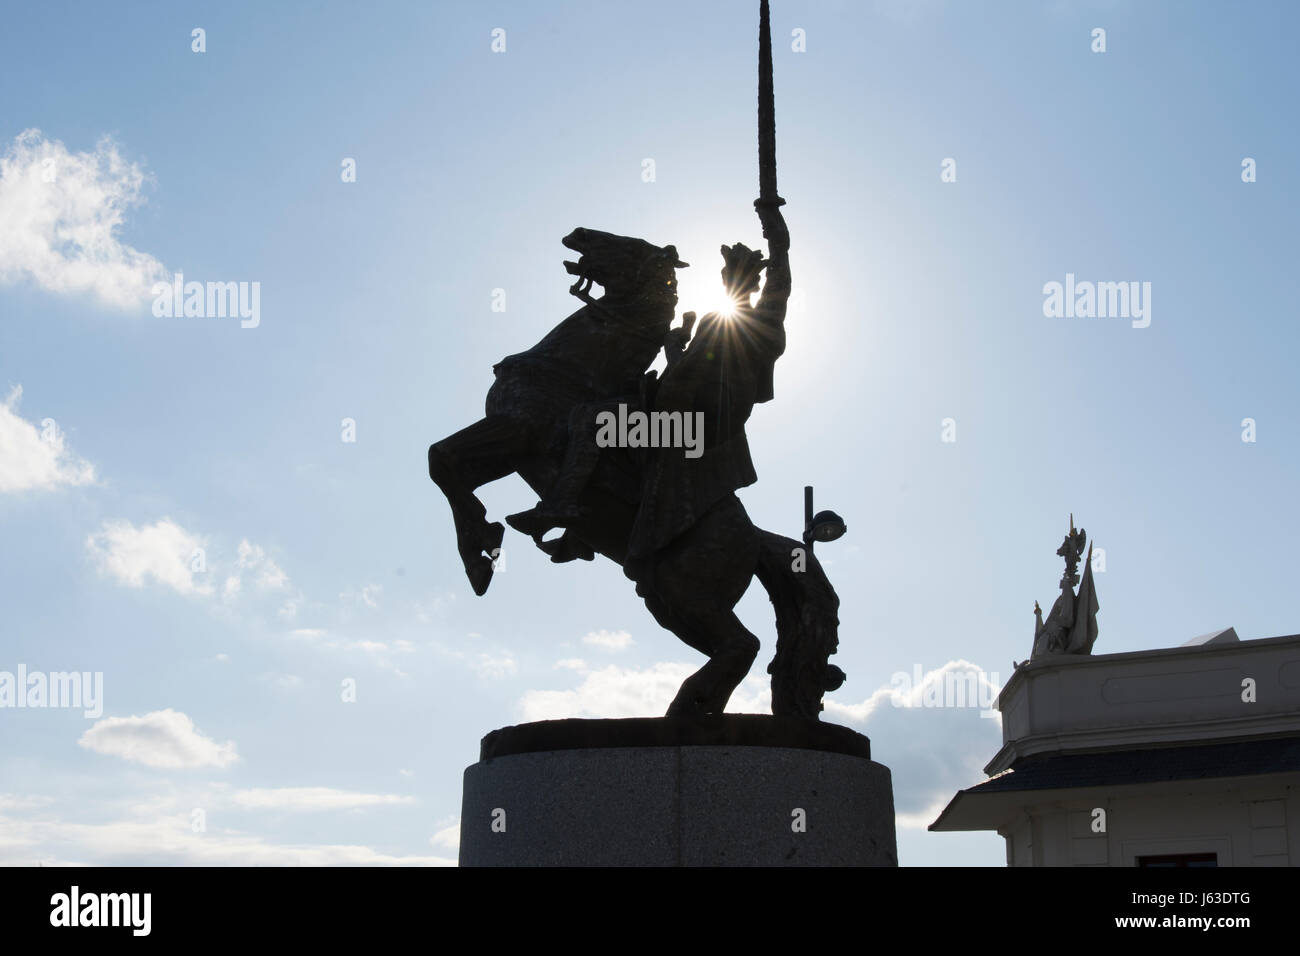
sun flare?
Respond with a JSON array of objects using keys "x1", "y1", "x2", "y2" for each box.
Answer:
[
  {"x1": 692, "y1": 294, "x2": 740, "y2": 322},
  {"x1": 714, "y1": 298, "x2": 740, "y2": 319}
]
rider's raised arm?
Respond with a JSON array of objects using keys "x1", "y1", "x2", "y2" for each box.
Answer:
[
  {"x1": 753, "y1": 202, "x2": 790, "y2": 342},
  {"x1": 663, "y1": 311, "x2": 696, "y2": 369}
]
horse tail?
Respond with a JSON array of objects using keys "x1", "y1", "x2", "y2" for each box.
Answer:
[{"x1": 754, "y1": 529, "x2": 845, "y2": 720}]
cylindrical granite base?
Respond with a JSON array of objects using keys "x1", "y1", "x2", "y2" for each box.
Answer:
[{"x1": 459, "y1": 717, "x2": 897, "y2": 866}]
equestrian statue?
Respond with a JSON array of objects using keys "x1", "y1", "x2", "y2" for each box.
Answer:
[{"x1": 427, "y1": 1, "x2": 844, "y2": 719}]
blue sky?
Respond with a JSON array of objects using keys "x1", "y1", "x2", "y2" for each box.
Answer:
[{"x1": 1, "y1": 0, "x2": 1297, "y2": 866}]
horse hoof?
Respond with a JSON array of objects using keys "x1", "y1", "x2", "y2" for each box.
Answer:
[
  {"x1": 484, "y1": 520, "x2": 505, "y2": 554},
  {"x1": 665, "y1": 696, "x2": 716, "y2": 719},
  {"x1": 467, "y1": 555, "x2": 494, "y2": 596}
]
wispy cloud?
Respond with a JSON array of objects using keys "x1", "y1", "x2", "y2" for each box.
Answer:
[
  {"x1": 86, "y1": 518, "x2": 211, "y2": 596},
  {"x1": 581, "y1": 629, "x2": 634, "y2": 651},
  {"x1": 223, "y1": 539, "x2": 290, "y2": 599},
  {"x1": 430, "y1": 819, "x2": 459, "y2": 854},
  {"x1": 0, "y1": 806, "x2": 452, "y2": 866},
  {"x1": 0, "y1": 129, "x2": 168, "y2": 309},
  {"x1": 473, "y1": 653, "x2": 517, "y2": 679},
  {"x1": 826, "y1": 660, "x2": 1004, "y2": 818},
  {"x1": 340, "y1": 583, "x2": 382, "y2": 609},
  {"x1": 78, "y1": 709, "x2": 238, "y2": 769},
  {"x1": 230, "y1": 788, "x2": 416, "y2": 812},
  {"x1": 0, "y1": 386, "x2": 95, "y2": 494},
  {"x1": 518, "y1": 659, "x2": 768, "y2": 720}
]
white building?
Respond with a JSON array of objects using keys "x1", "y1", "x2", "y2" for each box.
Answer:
[{"x1": 931, "y1": 628, "x2": 1300, "y2": 866}]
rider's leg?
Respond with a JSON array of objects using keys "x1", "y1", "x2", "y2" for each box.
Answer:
[{"x1": 507, "y1": 399, "x2": 625, "y2": 537}]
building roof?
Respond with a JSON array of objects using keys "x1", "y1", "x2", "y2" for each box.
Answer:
[
  {"x1": 931, "y1": 736, "x2": 1300, "y2": 831},
  {"x1": 985, "y1": 631, "x2": 1300, "y2": 775}
]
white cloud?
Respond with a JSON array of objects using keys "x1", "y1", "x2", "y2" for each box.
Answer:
[
  {"x1": 825, "y1": 659, "x2": 1003, "y2": 723},
  {"x1": 581, "y1": 629, "x2": 634, "y2": 651},
  {"x1": 230, "y1": 788, "x2": 416, "y2": 812},
  {"x1": 218, "y1": 543, "x2": 297, "y2": 618},
  {"x1": 722, "y1": 674, "x2": 771, "y2": 714},
  {"x1": 86, "y1": 522, "x2": 297, "y2": 611},
  {"x1": 0, "y1": 129, "x2": 169, "y2": 309},
  {"x1": 287, "y1": 629, "x2": 412, "y2": 676},
  {"x1": 0, "y1": 794, "x2": 53, "y2": 811},
  {"x1": 77, "y1": 709, "x2": 238, "y2": 769},
  {"x1": 258, "y1": 673, "x2": 303, "y2": 691},
  {"x1": 341, "y1": 584, "x2": 382, "y2": 608},
  {"x1": 518, "y1": 659, "x2": 770, "y2": 720},
  {"x1": 0, "y1": 386, "x2": 95, "y2": 493},
  {"x1": 0, "y1": 808, "x2": 452, "y2": 866},
  {"x1": 519, "y1": 660, "x2": 694, "y2": 720},
  {"x1": 414, "y1": 592, "x2": 455, "y2": 623},
  {"x1": 0, "y1": 786, "x2": 449, "y2": 866},
  {"x1": 430, "y1": 820, "x2": 459, "y2": 853},
  {"x1": 825, "y1": 660, "x2": 1005, "y2": 819},
  {"x1": 231, "y1": 539, "x2": 289, "y2": 594},
  {"x1": 895, "y1": 799, "x2": 955, "y2": 831},
  {"x1": 473, "y1": 653, "x2": 517, "y2": 680},
  {"x1": 86, "y1": 518, "x2": 211, "y2": 596}
]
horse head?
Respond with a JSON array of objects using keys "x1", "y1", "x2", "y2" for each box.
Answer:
[{"x1": 562, "y1": 228, "x2": 686, "y2": 328}]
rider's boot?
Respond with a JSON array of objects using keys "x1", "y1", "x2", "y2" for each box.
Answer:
[
  {"x1": 537, "y1": 530, "x2": 595, "y2": 563},
  {"x1": 506, "y1": 498, "x2": 589, "y2": 538}
]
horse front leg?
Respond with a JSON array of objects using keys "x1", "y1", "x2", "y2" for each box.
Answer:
[{"x1": 428, "y1": 415, "x2": 527, "y2": 596}]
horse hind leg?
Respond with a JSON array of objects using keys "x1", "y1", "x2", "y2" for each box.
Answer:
[
  {"x1": 428, "y1": 415, "x2": 525, "y2": 596},
  {"x1": 638, "y1": 502, "x2": 763, "y2": 717},
  {"x1": 663, "y1": 609, "x2": 760, "y2": 718}
]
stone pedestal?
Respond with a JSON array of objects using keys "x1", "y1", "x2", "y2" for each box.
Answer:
[{"x1": 458, "y1": 716, "x2": 897, "y2": 866}]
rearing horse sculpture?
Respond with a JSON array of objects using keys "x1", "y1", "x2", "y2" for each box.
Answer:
[{"x1": 427, "y1": 226, "x2": 682, "y2": 597}]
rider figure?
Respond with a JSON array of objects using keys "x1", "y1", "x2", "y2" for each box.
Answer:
[
  {"x1": 625, "y1": 202, "x2": 790, "y2": 584},
  {"x1": 508, "y1": 202, "x2": 792, "y2": 577}
]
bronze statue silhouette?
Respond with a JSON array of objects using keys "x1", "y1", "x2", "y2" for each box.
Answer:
[{"x1": 427, "y1": 0, "x2": 844, "y2": 718}]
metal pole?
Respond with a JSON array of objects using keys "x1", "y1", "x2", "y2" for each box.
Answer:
[{"x1": 804, "y1": 484, "x2": 814, "y2": 551}]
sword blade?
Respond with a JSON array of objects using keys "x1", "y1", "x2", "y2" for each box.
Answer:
[{"x1": 757, "y1": 0, "x2": 781, "y2": 205}]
